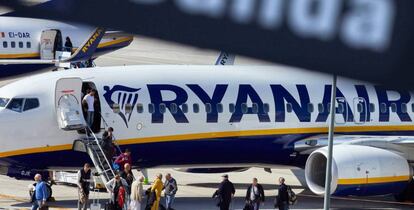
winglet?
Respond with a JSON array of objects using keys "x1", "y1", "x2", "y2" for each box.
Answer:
[
  {"x1": 215, "y1": 51, "x2": 235, "y2": 65},
  {"x1": 63, "y1": 27, "x2": 106, "y2": 62}
]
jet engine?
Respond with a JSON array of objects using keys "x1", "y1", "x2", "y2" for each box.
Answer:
[{"x1": 305, "y1": 145, "x2": 412, "y2": 196}]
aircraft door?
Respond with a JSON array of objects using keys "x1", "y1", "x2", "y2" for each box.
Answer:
[
  {"x1": 55, "y1": 78, "x2": 86, "y2": 130},
  {"x1": 40, "y1": 29, "x2": 62, "y2": 60},
  {"x1": 353, "y1": 97, "x2": 367, "y2": 124}
]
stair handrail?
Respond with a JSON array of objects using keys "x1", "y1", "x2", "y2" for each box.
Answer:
[{"x1": 85, "y1": 126, "x2": 115, "y2": 179}]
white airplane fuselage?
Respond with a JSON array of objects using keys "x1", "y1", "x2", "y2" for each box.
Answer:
[{"x1": 0, "y1": 65, "x2": 414, "y2": 196}]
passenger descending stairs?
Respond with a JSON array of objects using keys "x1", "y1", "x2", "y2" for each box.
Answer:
[{"x1": 73, "y1": 128, "x2": 115, "y2": 192}]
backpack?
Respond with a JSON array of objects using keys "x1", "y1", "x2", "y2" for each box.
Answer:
[{"x1": 287, "y1": 185, "x2": 297, "y2": 205}]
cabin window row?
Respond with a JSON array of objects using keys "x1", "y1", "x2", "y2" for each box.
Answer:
[
  {"x1": 111, "y1": 102, "x2": 412, "y2": 115},
  {"x1": 2, "y1": 41, "x2": 32, "y2": 49}
]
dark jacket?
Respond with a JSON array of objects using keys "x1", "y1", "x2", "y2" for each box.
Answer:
[
  {"x1": 277, "y1": 183, "x2": 289, "y2": 203},
  {"x1": 164, "y1": 178, "x2": 178, "y2": 195},
  {"x1": 212, "y1": 179, "x2": 235, "y2": 204},
  {"x1": 245, "y1": 184, "x2": 265, "y2": 202}
]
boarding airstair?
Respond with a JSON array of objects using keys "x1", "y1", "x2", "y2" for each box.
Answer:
[{"x1": 73, "y1": 127, "x2": 116, "y2": 192}]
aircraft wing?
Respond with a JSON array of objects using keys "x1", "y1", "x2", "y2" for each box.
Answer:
[
  {"x1": 0, "y1": 59, "x2": 54, "y2": 64},
  {"x1": 294, "y1": 134, "x2": 414, "y2": 155}
]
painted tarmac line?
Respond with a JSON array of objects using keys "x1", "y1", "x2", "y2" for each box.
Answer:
[
  {"x1": 0, "y1": 194, "x2": 71, "y2": 209},
  {"x1": 299, "y1": 194, "x2": 414, "y2": 206}
]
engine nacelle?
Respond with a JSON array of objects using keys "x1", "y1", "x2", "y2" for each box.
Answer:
[{"x1": 305, "y1": 145, "x2": 412, "y2": 196}]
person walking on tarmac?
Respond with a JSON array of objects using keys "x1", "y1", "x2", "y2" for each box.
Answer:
[
  {"x1": 31, "y1": 174, "x2": 49, "y2": 210},
  {"x1": 245, "y1": 178, "x2": 265, "y2": 210},
  {"x1": 163, "y1": 173, "x2": 178, "y2": 210},
  {"x1": 120, "y1": 163, "x2": 135, "y2": 194},
  {"x1": 106, "y1": 174, "x2": 129, "y2": 210},
  {"x1": 77, "y1": 163, "x2": 92, "y2": 210},
  {"x1": 212, "y1": 174, "x2": 235, "y2": 210},
  {"x1": 150, "y1": 173, "x2": 164, "y2": 210},
  {"x1": 275, "y1": 177, "x2": 289, "y2": 210}
]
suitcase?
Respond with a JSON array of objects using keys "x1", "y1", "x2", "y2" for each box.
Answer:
[{"x1": 90, "y1": 189, "x2": 101, "y2": 210}]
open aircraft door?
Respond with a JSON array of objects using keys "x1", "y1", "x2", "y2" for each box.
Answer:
[
  {"x1": 55, "y1": 78, "x2": 86, "y2": 130},
  {"x1": 40, "y1": 29, "x2": 62, "y2": 60}
]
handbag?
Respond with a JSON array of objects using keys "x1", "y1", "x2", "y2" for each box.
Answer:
[{"x1": 243, "y1": 202, "x2": 253, "y2": 210}]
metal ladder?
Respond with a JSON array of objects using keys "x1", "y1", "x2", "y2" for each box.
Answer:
[{"x1": 81, "y1": 127, "x2": 115, "y2": 192}]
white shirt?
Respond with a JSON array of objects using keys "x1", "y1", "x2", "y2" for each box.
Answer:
[
  {"x1": 83, "y1": 94, "x2": 95, "y2": 111},
  {"x1": 250, "y1": 185, "x2": 258, "y2": 201}
]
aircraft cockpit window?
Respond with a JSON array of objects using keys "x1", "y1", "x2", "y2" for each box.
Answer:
[
  {"x1": 369, "y1": 103, "x2": 375, "y2": 113},
  {"x1": 137, "y1": 103, "x2": 144, "y2": 113},
  {"x1": 159, "y1": 103, "x2": 166, "y2": 113},
  {"x1": 0, "y1": 97, "x2": 10, "y2": 107},
  {"x1": 181, "y1": 104, "x2": 188, "y2": 113},
  {"x1": 6, "y1": 98, "x2": 24, "y2": 113},
  {"x1": 23, "y1": 98, "x2": 39, "y2": 111},
  {"x1": 307, "y1": 103, "x2": 314, "y2": 113},
  {"x1": 2, "y1": 41, "x2": 7, "y2": 48},
  {"x1": 390, "y1": 103, "x2": 397, "y2": 112},
  {"x1": 401, "y1": 103, "x2": 407, "y2": 113},
  {"x1": 216, "y1": 103, "x2": 223, "y2": 113}
]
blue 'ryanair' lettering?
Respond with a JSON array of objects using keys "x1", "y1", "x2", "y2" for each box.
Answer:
[
  {"x1": 316, "y1": 85, "x2": 354, "y2": 122},
  {"x1": 229, "y1": 85, "x2": 271, "y2": 123},
  {"x1": 376, "y1": 86, "x2": 411, "y2": 122},
  {"x1": 147, "y1": 84, "x2": 189, "y2": 123},
  {"x1": 271, "y1": 85, "x2": 310, "y2": 122},
  {"x1": 187, "y1": 84, "x2": 228, "y2": 123}
]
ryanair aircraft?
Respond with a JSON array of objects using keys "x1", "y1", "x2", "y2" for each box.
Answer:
[
  {"x1": 0, "y1": 65, "x2": 413, "y2": 201},
  {"x1": 0, "y1": 16, "x2": 133, "y2": 78}
]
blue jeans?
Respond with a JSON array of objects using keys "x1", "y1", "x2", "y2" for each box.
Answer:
[
  {"x1": 252, "y1": 202, "x2": 260, "y2": 210},
  {"x1": 32, "y1": 200, "x2": 44, "y2": 210},
  {"x1": 165, "y1": 194, "x2": 175, "y2": 209},
  {"x1": 86, "y1": 111, "x2": 94, "y2": 127}
]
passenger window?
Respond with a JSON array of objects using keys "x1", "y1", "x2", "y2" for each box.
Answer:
[
  {"x1": 159, "y1": 103, "x2": 166, "y2": 113},
  {"x1": 6, "y1": 98, "x2": 24, "y2": 113},
  {"x1": 181, "y1": 104, "x2": 188, "y2": 113},
  {"x1": 125, "y1": 103, "x2": 133, "y2": 114},
  {"x1": 286, "y1": 103, "x2": 293, "y2": 113},
  {"x1": 357, "y1": 103, "x2": 363, "y2": 113},
  {"x1": 337, "y1": 103, "x2": 344, "y2": 113},
  {"x1": 26, "y1": 42, "x2": 31, "y2": 48},
  {"x1": 18, "y1": 41, "x2": 23, "y2": 48},
  {"x1": 217, "y1": 103, "x2": 223, "y2": 113},
  {"x1": 318, "y1": 103, "x2": 324, "y2": 113},
  {"x1": 263, "y1": 103, "x2": 270, "y2": 113},
  {"x1": 2, "y1": 41, "x2": 7, "y2": 48},
  {"x1": 205, "y1": 103, "x2": 212, "y2": 114},
  {"x1": 369, "y1": 103, "x2": 375, "y2": 113},
  {"x1": 391, "y1": 103, "x2": 397, "y2": 113},
  {"x1": 193, "y1": 103, "x2": 199, "y2": 113},
  {"x1": 112, "y1": 103, "x2": 120, "y2": 113},
  {"x1": 11, "y1": 41, "x2": 15, "y2": 48},
  {"x1": 412, "y1": 103, "x2": 414, "y2": 113},
  {"x1": 137, "y1": 103, "x2": 144, "y2": 113},
  {"x1": 229, "y1": 103, "x2": 235, "y2": 113},
  {"x1": 23, "y1": 98, "x2": 39, "y2": 111},
  {"x1": 401, "y1": 103, "x2": 407, "y2": 113},
  {"x1": 148, "y1": 104, "x2": 155, "y2": 113},
  {"x1": 380, "y1": 103, "x2": 387, "y2": 113},
  {"x1": 307, "y1": 103, "x2": 314, "y2": 113},
  {"x1": 170, "y1": 103, "x2": 178, "y2": 114},
  {"x1": 241, "y1": 103, "x2": 248, "y2": 114},
  {"x1": 252, "y1": 103, "x2": 258, "y2": 114}
]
